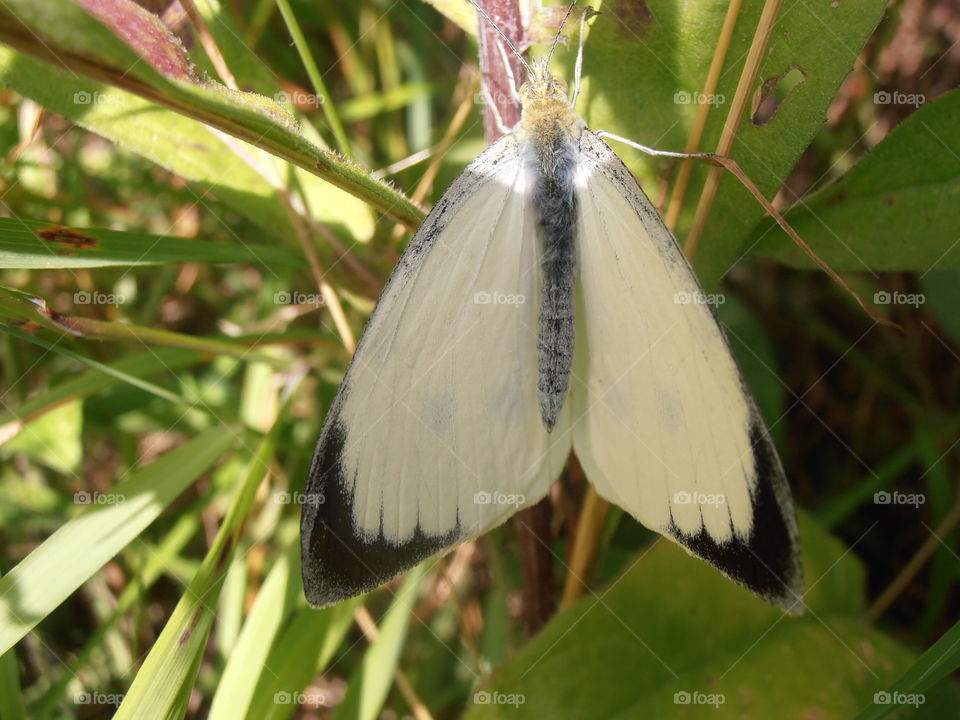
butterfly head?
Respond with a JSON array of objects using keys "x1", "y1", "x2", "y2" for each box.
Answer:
[
  {"x1": 519, "y1": 57, "x2": 568, "y2": 105},
  {"x1": 518, "y1": 57, "x2": 581, "y2": 141}
]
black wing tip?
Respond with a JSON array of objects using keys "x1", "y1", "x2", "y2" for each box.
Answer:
[
  {"x1": 300, "y1": 421, "x2": 462, "y2": 607},
  {"x1": 666, "y1": 420, "x2": 805, "y2": 614},
  {"x1": 300, "y1": 562, "x2": 375, "y2": 608},
  {"x1": 666, "y1": 520, "x2": 805, "y2": 614}
]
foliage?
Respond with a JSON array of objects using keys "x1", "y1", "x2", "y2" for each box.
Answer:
[{"x1": 0, "y1": 1, "x2": 957, "y2": 719}]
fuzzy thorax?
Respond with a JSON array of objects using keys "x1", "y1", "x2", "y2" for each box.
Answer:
[{"x1": 517, "y1": 58, "x2": 583, "y2": 152}]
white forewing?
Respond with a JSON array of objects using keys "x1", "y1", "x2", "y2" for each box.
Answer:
[{"x1": 302, "y1": 136, "x2": 572, "y2": 606}]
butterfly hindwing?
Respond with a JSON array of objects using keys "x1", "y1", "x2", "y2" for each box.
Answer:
[{"x1": 569, "y1": 130, "x2": 803, "y2": 610}]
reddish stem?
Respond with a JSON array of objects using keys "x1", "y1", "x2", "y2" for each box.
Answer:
[{"x1": 476, "y1": 0, "x2": 525, "y2": 140}]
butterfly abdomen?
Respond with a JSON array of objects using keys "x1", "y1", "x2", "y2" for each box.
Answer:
[{"x1": 530, "y1": 130, "x2": 579, "y2": 431}]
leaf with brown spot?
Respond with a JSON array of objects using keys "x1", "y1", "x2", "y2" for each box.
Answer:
[{"x1": 36, "y1": 225, "x2": 98, "y2": 249}]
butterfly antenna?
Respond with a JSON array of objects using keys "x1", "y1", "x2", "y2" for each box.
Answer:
[
  {"x1": 546, "y1": 1, "x2": 579, "y2": 66},
  {"x1": 469, "y1": 0, "x2": 532, "y2": 75}
]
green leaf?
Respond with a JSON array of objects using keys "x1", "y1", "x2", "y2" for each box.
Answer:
[
  {"x1": 0, "y1": 425, "x2": 235, "y2": 655},
  {"x1": 0, "y1": 574, "x2": 26, "y2": 720},
  {"x1": 0, "y1": 0, "x2": 421, "y2": 229},
  {"x1": 574, "y1": 0, "x2": 887, "y2": 286},
  {"x1": 920, "y1": 270, "x2": 960, "y2": 344},
  {"x1": 0, "y1": 347, "x2": 204, "y2": 445},
  {"x1": 853, "y1": 619, "x2": 960, "y2": 720},
  {"x1": 0, "y1": 216, "x2": 305, "y2": 269},
  {"x1": 717, "y1": 295, "x2": 785, "y2": 443},
  {"x1": 245, "y1": 600, "x2": 359, "y2": 720},
  {"x1": 114, "y1": 421, "x2": 279, "y2": 720},
  {"x1": 751, "y1": 90, "x2": 960, "y2": 271},
  {"x1": 463, "y1": 515, "x2": 922, "y2": 720},
  {"x1": 33, "y1": 509, "x2": 204, "y2": 719},
  {"x1": 2, "y1": 399, "x2": 82, "y2": 474},
  {"x1": 333, "y1": 566, "x2": 428, "y2": 720},
  {"x1": 209, "y1": 545, "x2": 302, "y2": 720}
]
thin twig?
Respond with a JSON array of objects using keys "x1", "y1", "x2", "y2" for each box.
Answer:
[
  {"x1": 278, "y1": 192, "x2": 357, "y2": 353},
  {"x1": 664, "y1": 0, "x2": 743, "y2": 232},
  {"x1": 866, "y1": 490, "x2": 960, "y2": 623},
  {"x1": 390, "y1": 72, "x2": 479, "y2": 242},
  {"x1": 354, "y1": 606, "x2": 436, "y2": 720},
  {"x1": 180, "y1": 0, "x2": 239, "y2": 90},
  {"x1": 684, "y1": 0, "x2": 784, "y2": 260},
  {"x1": 561, "y1": 476, "x2": 609, "y2": 609},
  {"x1": 705, "y1": 154, "x2": 899, "y2": 329}
]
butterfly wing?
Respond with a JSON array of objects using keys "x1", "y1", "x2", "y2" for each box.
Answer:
[
  {"x1": 301, "y1": 136, "x2": 572, "y2": 607},
  {"x1": 570, "y1": 130, "x2": 803, "y2": 611}
]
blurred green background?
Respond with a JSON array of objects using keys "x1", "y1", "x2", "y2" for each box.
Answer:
[{"x1": 0, "y1": 0, "x2": 958, "y2": 718}]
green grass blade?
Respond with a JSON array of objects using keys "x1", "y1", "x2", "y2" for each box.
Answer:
[
  {"x1": 0, "y1": 425, "x2": 235, "y2": 655},
  {"x1": 33, "y1": 509, "x2": 203, "y2": 719},
  {"x1": 114, "y1": 375, "x2": 298, "y2": 719},
  {"x1": 0, "y1": 216, "x2": 305, "y2": 270},
  {"x1": 209, "y1": 544, "x2": 301, "y2": 720},
  {"x1": 852, "y1": 619, "x2": 960, "y2": 720},
  {"x1": 333, "y1": 566, "x2": 428, "y2": 720},
  {"x1": 0, "y1": 0, "x2": 422, "y2": 229},
  {"x1": 0, "y1": 347, "x2": 204, "y2": 443}
]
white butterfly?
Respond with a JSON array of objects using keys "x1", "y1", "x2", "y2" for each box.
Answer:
[{"x1": 301, "y1": 7, "x2": 803, "y2": 613}]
